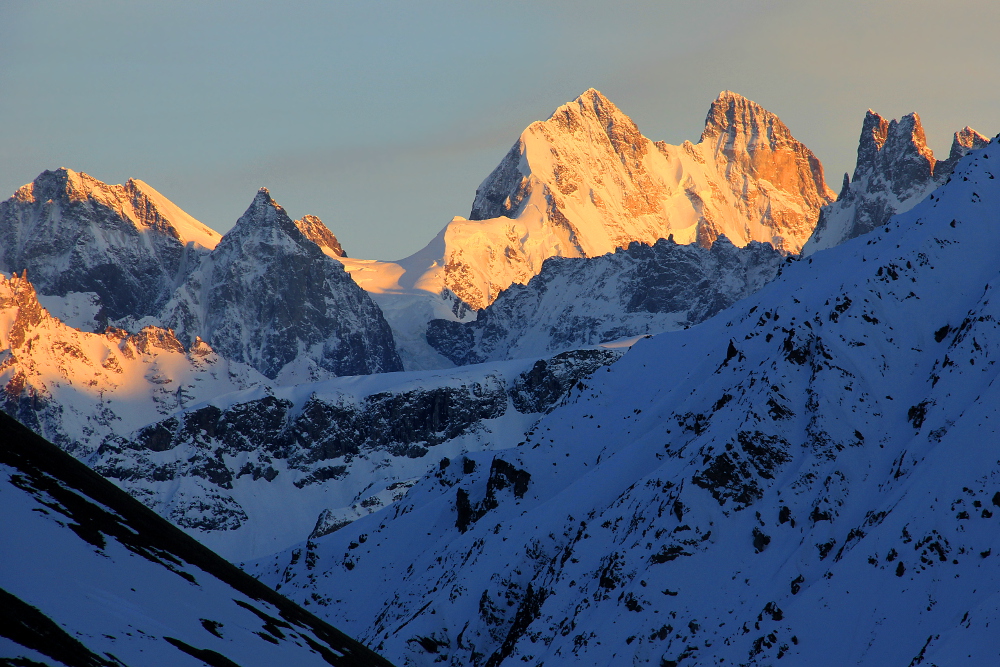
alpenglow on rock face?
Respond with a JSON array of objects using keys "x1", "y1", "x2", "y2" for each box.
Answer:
[
  {"x1": 804, "y1": 111, "x2": 988, "y2": 254},
  {"x1": 161, "y1": 189, "x2": 402, "y2": 380},
  {"x1": 295, "y1": 214, "x2": 347, "y2": 258},
  {"x1": 0, "y1": 270, "x2": 266, "y2": 457},
  {"x1": 427, "y1": 235, "x2": 787, "y2": 365},
  {"x1": 445, "y1": 89, "x2": 833, "y2": 308},
  {"x1": 336, "y1": 89, "x2": 834, "y2": 318},
  {"x1": 0, "y1": 168, "x2": 220, "y2": 326}
]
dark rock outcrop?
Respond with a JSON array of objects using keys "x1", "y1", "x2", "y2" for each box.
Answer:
[{"x1": 428, "y1": 236, "x2": 787, "y2": 365}]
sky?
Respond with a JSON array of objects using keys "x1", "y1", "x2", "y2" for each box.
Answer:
[{"x1": 1, "y1": 0, "x2": 997, "y2": 261}]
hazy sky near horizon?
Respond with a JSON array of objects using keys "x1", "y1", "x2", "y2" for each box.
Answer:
[{"x1": 1, "y1": 0, "x2": 997, "y2": 260}]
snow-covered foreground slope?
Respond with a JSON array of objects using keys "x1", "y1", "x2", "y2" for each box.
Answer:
[
  {"x1": 0, "y1": 168, "x2": 221, "y2": 327},
  {"x1": 255, "y1": 140, "x2": 1000, "y2": 666},
  {"x1": 0, "y1": 270, "x2": 265, "y2": 454},
  {"x1": 427, "y1": 236, "x2": 787, "y2": 365},
  {"x1": 0, "y1": 412, "x2": 394, "y2": 667},
  {"x1": 804, "y1": 111, "x2": 988, "y2": 254},
  {"x1": 91, "y1": 348, "x2": 620, "y2": 563}
]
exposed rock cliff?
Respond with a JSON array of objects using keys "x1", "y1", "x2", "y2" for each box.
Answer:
[
  {"x1": 804, "y1": 112, "x2": 988, "y2": 254},
  {"x1": 88, "y1": 348, "x2": 620, "y2": 561}
]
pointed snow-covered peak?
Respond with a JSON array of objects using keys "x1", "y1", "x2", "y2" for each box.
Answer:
[
  {"x1": 949, "y1": 126, "x2": 990, "y2": 162},
  {"x1": 294, "y1": 214, "x2": 346, "y2": 258},
  {"x1": 538, "y1": 87, "x2": 642, "y2": 147},
  {"x1": 8, "y1": 168, "x2": 220, "y2": 249},
  {"x1": 0, "y1": 169, "x2": 219, "y2": 321},
  {"x1": 550, "y1": 88, "x2": 626, "y2": 124}
]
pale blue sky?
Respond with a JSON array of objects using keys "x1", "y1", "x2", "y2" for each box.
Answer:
[{"x1": 1, "y1": 0, "x2": 997, "y2": 260}]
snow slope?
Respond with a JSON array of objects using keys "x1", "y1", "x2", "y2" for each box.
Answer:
[
  {"x1": 255, "y1": 139, "x2": 1000, "y2": 666},
  {"x1": 427, "y1": 235, "x2": 787, "y2": 365},
  {"x1": 0, "y1": 168, "x2": 220, "y2": 327},
  {"x1": 0, "y1": 412, "x2": 394, "y2": 667},
  {"x1": 804, "y1": 111, "x2": 988, "y2": 254}
]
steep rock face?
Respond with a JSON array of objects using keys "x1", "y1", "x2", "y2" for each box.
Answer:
[
  {"x1": 427, "y1": 235, "x2": 787, "y2": 365},
  {"x1": 445, "y1": 89, "x2": 832, "y2": 308},
  {"x1": 0, "y1": 414, "x2": 395, "y2": 667},
  {"x1": 88, "y1": 348, "x2": 619, "y2": 562},
  {"x1": 295, "y1": 214, "x2": 347, "y2": 258},
  {"x1": 340, "y1": 90, "x2": 833, "y2": 318},
  {"x1": 0, "y1": 271, "x2": 266, "y2": 456},
  {"x1": 161, "y1": 189, "x2": 402, "y2": 380},
  {"x1": 0, "y1": 168, "x2": 220, "y2": 326},
  {"x1": 804, "y1": 112, "x2": 988, "y2": 254},
  {"x1": 258, "y1": 142, "x2": 1000, "y2": 666}
]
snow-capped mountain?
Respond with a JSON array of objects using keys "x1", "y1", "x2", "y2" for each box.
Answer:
[
  {"x1": 160, "y1": 188, "x2": 402, "y2": 381},
  {"x1": 804, "y1": 111, "x2": 988, "y2": 254},
  {"x1": 255, "y1": 139, "x2": 1000, "y2": 666},
  {"x1": 0, "y1": 270, "x2": 267, "y2": 455},
  {"x1": 336, "y1": 89, "x2": 834, "y2": 368},
  {"x1": 0, "y1": 412, "x2": 394, "y2": 667},
  {"x1": 427, "y1": 235, "x2": 787, "y2": 365},
  {"x1": 444, "y1": 89, "x2": 832, "y2": 309},
  {"x1": 0, "y1": 168, "x2": 221, "y2": 329},
  {"x1": 342, "y1": 90, "x2": 832, "y2": 314},
  {"x1": 90, "y1": 348, "x2": 619, "y2": 562}
]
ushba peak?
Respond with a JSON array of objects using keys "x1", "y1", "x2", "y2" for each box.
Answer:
[{"x1": 437, "y1": 87, "x2": 835, "y2": 308}]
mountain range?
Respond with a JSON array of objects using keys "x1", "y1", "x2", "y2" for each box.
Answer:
[
  {"x1": 2, "y1": 87, "x2": 995, "y2": 666},
  {"x1": 257, "y1": 125, "x2": 1000, "y2": 667}
]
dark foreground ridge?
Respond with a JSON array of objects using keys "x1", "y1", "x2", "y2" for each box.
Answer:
[{"x1": 0, "y1": 412, "x2": 396, "y2": 667}]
